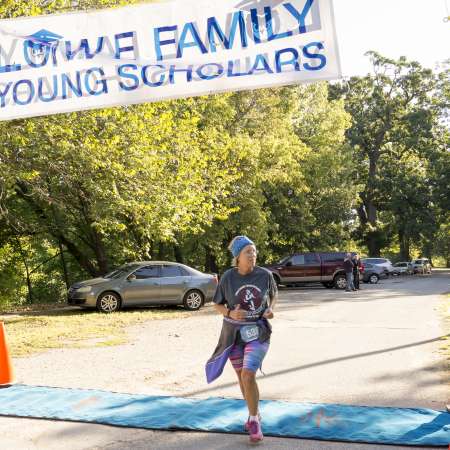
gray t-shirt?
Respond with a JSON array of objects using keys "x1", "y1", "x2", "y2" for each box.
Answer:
[{"x1": 213, "y1": 266, "x2": 278, "y2": 321}]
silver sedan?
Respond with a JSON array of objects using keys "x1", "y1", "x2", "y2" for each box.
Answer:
[{"x1": 67, "y1": 261, "x2": 218, "y2": 313}]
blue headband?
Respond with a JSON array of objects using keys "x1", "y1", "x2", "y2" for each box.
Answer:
[{"x1": 230, "y1": 236, "x2": 255, "y2": 258}]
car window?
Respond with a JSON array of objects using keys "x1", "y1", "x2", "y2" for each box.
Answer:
[
  {"x1": 178, "y1": 266, "x2": 190, "y2": 276},
  {"x1": 321, "y1": 253, "x2": 345, "y2": 262},
  {"x1": 161, "y1": 265, "x2": 183, "y2": 277},
  {"x1": 366, "y1": 258, "x2": 386, "y2": 264},
  {"x1": 134, "y1": 265, "x2": 160, "y2": 279},
  {"x1": 278, "y1": 256, "x2": 290, "y2": 265},
  {"x1": 305, "y1": 254, "x2": 319, "y2": 264},
  {"x1": 413, "y1": 260, "x2": 421, "y2": 264},
  {"x1": 364, "y1": 263, "x2": 373, "y2": 268},
  {"x1": 290, "y1": 255, "x2": 305, "y2": 265},
  {"x1": 104, "y1": 264, "x2": 140, "y2": 279}
]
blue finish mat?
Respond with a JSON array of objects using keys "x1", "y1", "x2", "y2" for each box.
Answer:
[{"x1": 0, "y1": 385, "x2": 449, "y2": 446}]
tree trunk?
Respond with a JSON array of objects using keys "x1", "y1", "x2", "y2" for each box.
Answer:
[
  {"x1": 15, "y1": 181, "x2": 98, "y2": 277},
  {"x1": 204, "y1": 245, "x2": 219, "y2": 274},
  {"x1": 58, "y1": 241, "x2": 70, "y2": 289},
  {"x1": 398, "y1": 228, "x2": 410, "y2": 261},
  {"x1": 91, "y1": 228, "x2": 109, "y2": 275},
  {"x1": 15, "y1": 237, "x2": 33, "y2": 303},
  {"x1": 173, "y1": 244, "x2": 184, "y2": 263},
  {"x1": 365, "y1": 150, "x2": 381, "y2": 257}
]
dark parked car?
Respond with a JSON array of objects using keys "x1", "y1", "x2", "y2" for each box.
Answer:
[
  {"x1": 265, "y1": 252, "x2": 358, "y2": 290},
  {"x1": 361, "y1": 263, "x2": 386, "y2": 284},
  {"x1": 68, "y1": 262, "x2": 218, "y2": 313}
]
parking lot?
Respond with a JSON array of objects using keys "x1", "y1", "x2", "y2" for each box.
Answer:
[{"x1": 0, "y1": 270, "x2": 449, "y2": 450}]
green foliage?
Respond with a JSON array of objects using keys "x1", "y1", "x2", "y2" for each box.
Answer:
[
  {"x1": 331, "y1": 53, "x2": 449, "y2": 257},
  {"x1": 0, "y1": 0, "x2": 448, "y2": 306}
]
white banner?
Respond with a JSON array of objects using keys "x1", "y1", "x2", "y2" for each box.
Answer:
[{"x1": 0, "y1": 0, "x2": 341, "y2": 121}]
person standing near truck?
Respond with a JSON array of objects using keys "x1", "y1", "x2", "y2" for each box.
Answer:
[
  {"x1": 352, "y1": 253, "x2": 362, "y2": 290},
  {"x1": 344, "y1": 253, "x2": 356, "y2": 291}
]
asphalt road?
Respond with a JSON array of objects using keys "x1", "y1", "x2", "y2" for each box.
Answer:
[{"x1": 1, "y1": 270, "x2": 449, "y2": 450}]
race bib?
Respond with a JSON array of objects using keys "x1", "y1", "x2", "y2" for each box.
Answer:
[{"x1": 240, "y1": 325, "x2": 259, "y2": 343}]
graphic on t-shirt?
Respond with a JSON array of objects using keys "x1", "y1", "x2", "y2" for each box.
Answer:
[{"x1": 235, "y1": 284, "x2": 266, "y2": 319}]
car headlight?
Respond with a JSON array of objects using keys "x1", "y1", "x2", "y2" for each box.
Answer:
[{"x1": 77, "y1": 286, "x2": 93, "y2": 294}]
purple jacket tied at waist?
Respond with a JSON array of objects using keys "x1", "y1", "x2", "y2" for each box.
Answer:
[{"x1": 205, "y1": 317, "x2": 272, "y2": 384}]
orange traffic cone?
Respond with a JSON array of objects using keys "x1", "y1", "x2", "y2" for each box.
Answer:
[{"x1": 0, "y1": 321, "x2": 14, "y2": 387}]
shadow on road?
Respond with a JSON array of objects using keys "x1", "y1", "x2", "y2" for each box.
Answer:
[{"x1": 183, "y1": 335, "x2": 449, "y2": 397}]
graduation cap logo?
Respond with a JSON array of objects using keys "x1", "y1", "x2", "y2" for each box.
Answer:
[{"x1": 25, "y1": 29, "x2": 63, "y2": 56}]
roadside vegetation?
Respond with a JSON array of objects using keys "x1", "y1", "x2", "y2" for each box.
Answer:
[
  {"x1": 0, "y1": 1, "x2": 448, "y2": 310},
  {"x1": 1, "y1": 306, "x2": 190, "y2": 357}
]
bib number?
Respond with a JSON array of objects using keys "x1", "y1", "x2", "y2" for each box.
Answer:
[{"x1": 240, "y1": 325, "x2": 259, "y2": 343}]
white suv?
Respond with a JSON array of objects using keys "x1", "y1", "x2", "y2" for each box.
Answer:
[
  {"x1": 411, "y1": 258, "x2": 432, "y2": 274},
  {"x1": 361, "y1": 258, "x2": 395, "y2": 275}
]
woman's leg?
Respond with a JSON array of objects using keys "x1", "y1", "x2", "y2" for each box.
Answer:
[
  {"x1": 229, "y1": 343, "x2": 245, "y2": 399},
  {"x1": 241, "y1": 369, "x2": 259, "y2": 415},
  {"x1": 241, "y1": 341, "x2": 270, "y2": 416}
]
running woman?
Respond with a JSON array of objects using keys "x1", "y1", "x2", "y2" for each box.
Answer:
[{"x1": 205, "y1": 236, "x2": 277, "y2": 443}]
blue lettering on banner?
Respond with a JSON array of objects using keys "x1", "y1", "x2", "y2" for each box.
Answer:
[
  {"x1": 284, "y1": 0, "x2": 315, "y2": 34},
  {"x1": 114, "y1": 32, "x2": 135, "y2": 59},
  {"x1": 207, "y1": 12, "x2": 248, "y2": 52},
  {"x1": 227, "y1": 60, "x2": 248, "y2": 77},
  {"x1": 196, "y1": 63, "x2": 224, "y2": 80},
  {"x1": 23, "y1": 40, "x2": 50, "y2": 68},
  {"x1": 249, "y1": 54, "x2": 273, "y2": 75},
  {"x1": 142, "y1": 64, "x2": 166, "y2": 87},
  {"x1": 66, "y1": 37, "x2": 105, "y2": 61},
  {"x1": 13, "y1": 79, "x2": 34, "y2": 105},
  {"x1": 84, "y1": 67, "x2": 108, "y2": 95},
  {"x1": 61, "y1": 72, "x2": 83, "y2": 99},
  {"x1": 0, "y1": 64, "x2": 22, "y2": 74},
  {"x1": 154, "y1": 26, "x2": 178, "y2": 61},
  {"x1": 38, "y1": 76, "x2": 58, "y2": 102},
  {"x1": 265, "y1": 7, "x2": 293, "y2": 41},
  {"x1": 177, "y1": 23, "x2": 208, "y2": 58},
  {"x1": 0, "y1": 83, "x2": 12, "y2": 107},
  {"x1": 118, "y1": 64, "x2": 140, "y2": 91},
  {"x1": 303, "y1": 41, "x2": 326, "y2": 70},
  {"x1": 275, "y1": 48, "x2": 300, "y2": 72},
  {"x1": 250, "y1": 9, "x2": 262, "y2": 44},
  {"x1": 169, "y1": 65, "x2": 193, "y2": 83}
]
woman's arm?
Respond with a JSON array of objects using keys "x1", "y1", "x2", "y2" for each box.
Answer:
[
  {"x1": 214, "y1": 303, "x2": 246, "y2": 321},
  {"x1": 263, "y1": 294, "x2": 277, "y2": 319}
]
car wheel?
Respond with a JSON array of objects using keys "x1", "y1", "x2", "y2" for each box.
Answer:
[
  {"x1": 96, "y1": 291, "x2": 121, "y2": 313},
  {"x1": 183, "y1": 290, "x2": 204, "y2": 311},
  {"x1": 334, "y1": 274, "x2": 347, "y2": 290},
  {"x1": 369, "y1": 274, "x2": 379, "y2": 284}
]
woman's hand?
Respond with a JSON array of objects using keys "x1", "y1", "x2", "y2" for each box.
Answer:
[
  {"x1": 230, "y1": 304, "x2": 247, "y2": 321},
  {"x1": 263, "y1": 307, "x2": 274, "y2": 319}
]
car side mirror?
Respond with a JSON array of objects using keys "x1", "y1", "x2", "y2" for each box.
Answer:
[
  {"x1": 127, "y1": 274, "x2": 136, "y2": 282},
  {"x1": 285, "y1": 261, "x2": 293, "y2": 267}
]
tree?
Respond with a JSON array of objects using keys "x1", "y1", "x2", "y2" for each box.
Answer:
[{"x1": 330, "y1": 52, "x2": 447, "y2": 256}]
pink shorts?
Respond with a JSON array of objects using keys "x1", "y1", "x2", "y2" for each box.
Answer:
[{"x1": 229, "y1": 340, "x2": 270, "y2": 372}]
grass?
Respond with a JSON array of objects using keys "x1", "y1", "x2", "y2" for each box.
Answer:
[{"x1": 0, "y1": 305, "x2": 190, "y2": 357}]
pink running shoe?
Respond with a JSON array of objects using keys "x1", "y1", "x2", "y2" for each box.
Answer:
[
  {"x1": 244, "y1": 414, "x2": 262, "y2": 431},
  {"x1": 248, "y1": 419, "x2": 263, "y2": 443}
]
